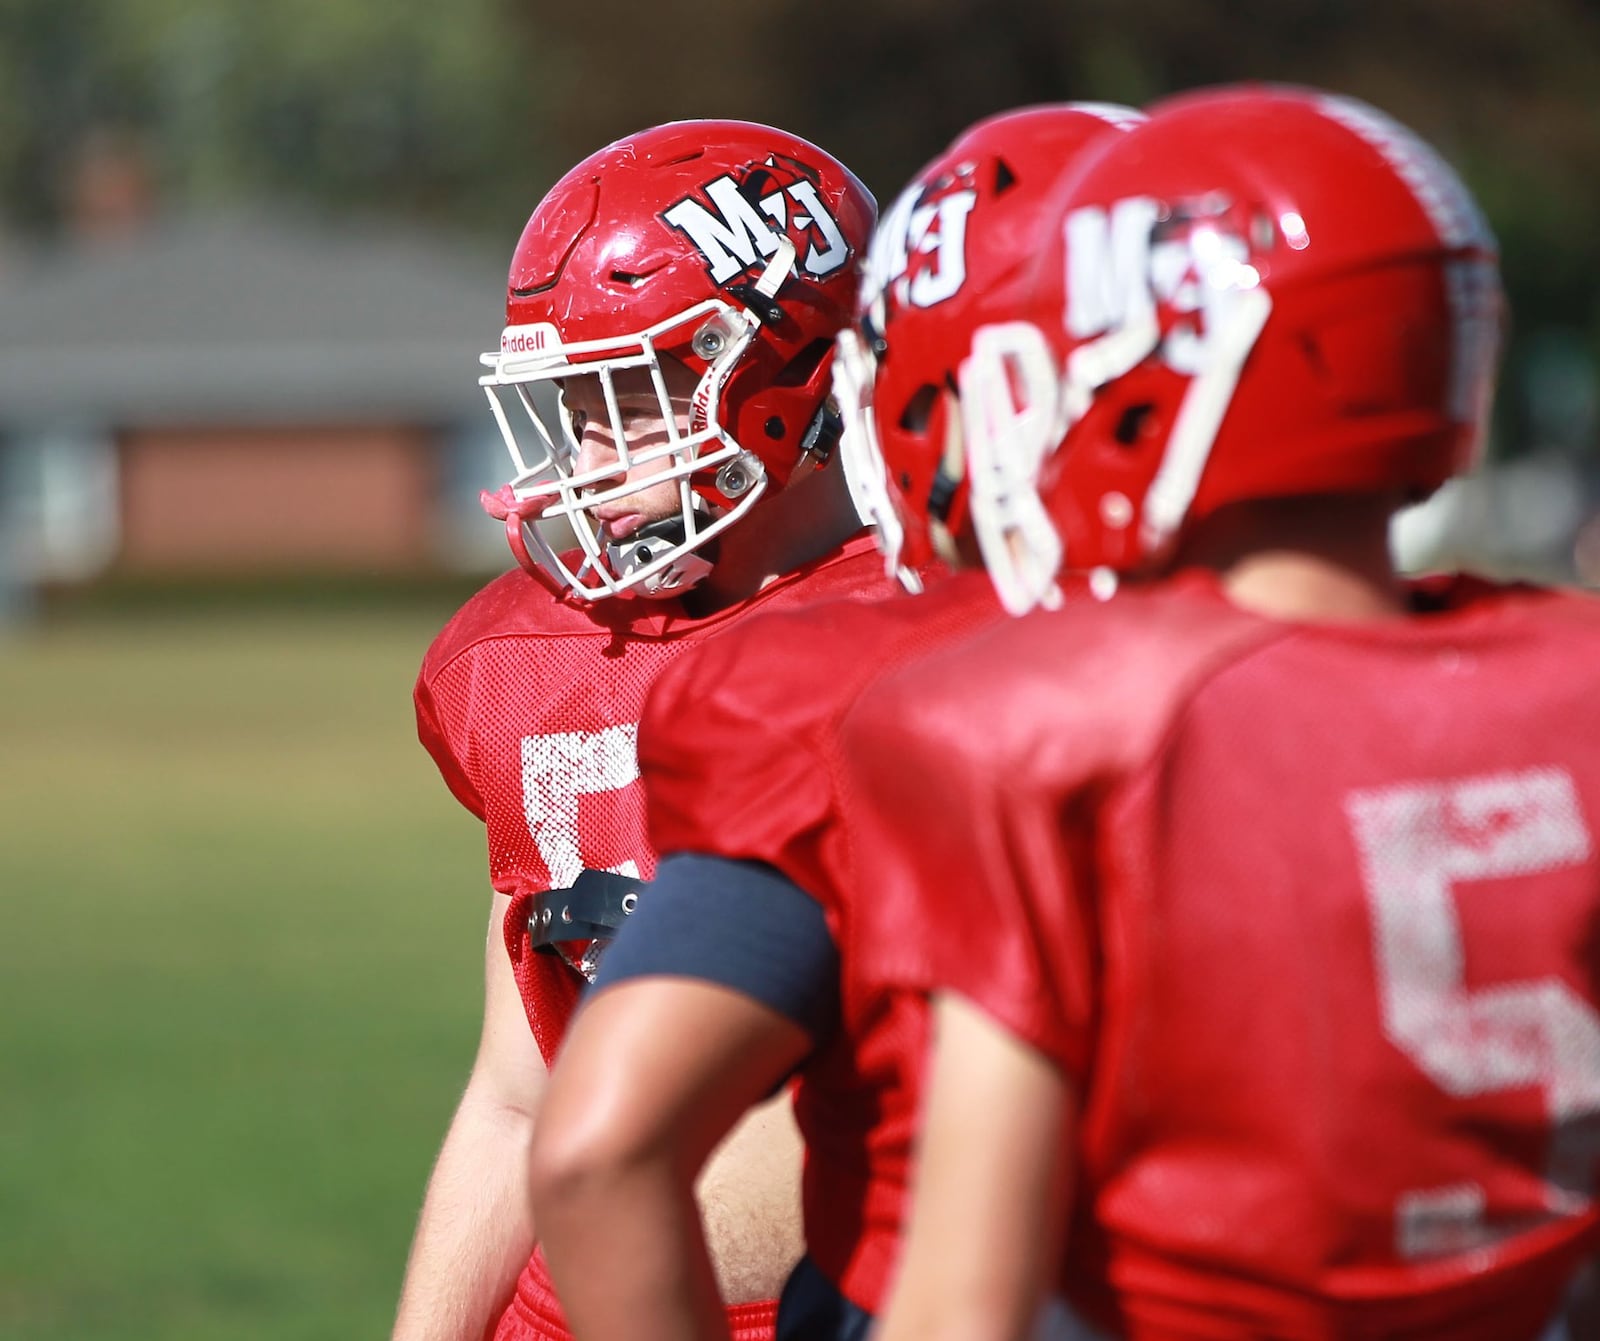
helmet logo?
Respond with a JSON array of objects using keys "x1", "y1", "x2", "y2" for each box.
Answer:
[
  {"x1": 1063, "y1": 196, "x2": 1262, "y2": 388},
  {"x1": 663, "y1": 165, "x2": 849, "y2": 286},
  {"x1": 1060, "y1": 195, "x2": 1272, "y2": 547},
  {"x1": 864, "y1": 180, "x2": 979, "y2": 314}
]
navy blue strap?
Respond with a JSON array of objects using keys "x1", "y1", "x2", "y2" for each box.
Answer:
[
  {"x1": 593, "y1": 853, "x2": 840, "y2": 1042},
  {"x1": 776, "y1": 1255, "x2": 874, "y2": 1341}
]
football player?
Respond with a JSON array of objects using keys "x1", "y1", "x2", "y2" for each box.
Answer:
[
  {"x1": 840, "y1": 86, "x2": 1600, "y2": 1340},
  {"x1": 392, "y1": 122, "x2": 879, "y2": 1341},
  {"x1": 522, "y1": 105, "x2": 1142, "y2": 1341}
]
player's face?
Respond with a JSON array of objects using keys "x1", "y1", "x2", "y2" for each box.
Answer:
[{"x1": 563, "y1": 356, "x2": 705, "y2": 543}]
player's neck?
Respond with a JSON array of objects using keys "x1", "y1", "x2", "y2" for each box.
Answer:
[
  {"x1": 681, "y1": 462, "x2": 866, "y2": 617},
  {"x1": 1174, "y1": 492, "x2": 1408, "y2": 624}
]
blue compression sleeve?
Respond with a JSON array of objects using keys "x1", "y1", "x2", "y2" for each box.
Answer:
[{"x1": 593, "y1": 853, "x2": 840, "y2": 1042}]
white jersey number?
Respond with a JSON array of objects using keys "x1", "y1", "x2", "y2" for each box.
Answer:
[
  {"x1": 1345, "y1": 766, "x2": 1600, "y2": 1256},
  {"x1": 521, "y1": 724, "x2": 643, "y2": 889}
]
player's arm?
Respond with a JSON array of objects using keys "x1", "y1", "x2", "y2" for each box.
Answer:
[
  {"x1": 528, "y1": 855, "x2": 830, "y2": 1341},
  {"x1": 391, "y1": 890, "x2": 548, "y2": 1341},
  {"x1": 874, "y1": 991, "x2": 1074, "y2": 1341}
]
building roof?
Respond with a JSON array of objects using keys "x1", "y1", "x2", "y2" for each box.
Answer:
[{"x1": 0, "y1": 209, "x2": 507, "y2": 427}]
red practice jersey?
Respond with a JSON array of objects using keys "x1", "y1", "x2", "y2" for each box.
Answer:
[
  {"x1": 842, "y1": 573, "x2": 1600, "y2": 1340},
  {"x1": 416, "y1": 534, "x2": 887, "y2": 1059},
  {"x1": 413, "y1": 535, "x2": 888, "y2": 1341},
  {"x1": 640, "y1": 565, "x2": 1010, "y2": 1314}
]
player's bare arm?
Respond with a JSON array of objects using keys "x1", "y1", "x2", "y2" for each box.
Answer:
[
  {"x1": 875, "y1": 993, "x2": 1073, "y2": 1341},
  {"x1": 691, "y1": 1085, "x2": 807, "y2": 1306},
  {"x1": 529, "y1": 978, "x2": 811, "y2": 1341},
  {"x1": 391, "y1": 891, "x2": 548, "y2": 1341}
]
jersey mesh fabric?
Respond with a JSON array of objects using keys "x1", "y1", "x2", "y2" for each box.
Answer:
[
  {"x1": 639, "y1": 565, "x2": 1012, "y2": 1313},
  {"x1": 419, "y1": 584, "x2": 691, "y2": 1060},
  {"x1": 842, "y1": 575, "x2": 1600, "y2": 1340},
  {"x1": 416, "y1": 535, "x2": 889, "y2": 1062},
  {"x1": 414, "y1": 534, "x2": 889, "y2": 1341}
]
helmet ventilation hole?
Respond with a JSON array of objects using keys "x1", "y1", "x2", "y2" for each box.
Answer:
[
  {"x1": 1114, "y1": 403, "x2": 1154, "y2": 446},
  {"x1": 899, "y1": 384, "x2": 939, "y2": 434}
]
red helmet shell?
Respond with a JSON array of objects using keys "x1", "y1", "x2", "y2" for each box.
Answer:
[
  {"x1": 505, "y1": 119, "x2": 876, "y2": 491},
  {"x1": 1028, "y1": 85, "x2": 1504, "y2": 574},
  {"x1": 853, "y1": 104, "x2": 1142, "y2": 573}
]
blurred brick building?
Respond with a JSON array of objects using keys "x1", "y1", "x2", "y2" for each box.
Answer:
[{"x1": 0, "y1": 186, "x2": 510, "y2": 605}]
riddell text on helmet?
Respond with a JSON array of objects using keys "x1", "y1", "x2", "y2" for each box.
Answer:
[{"x1": 500, "y1": 324, "x2": 561, "y2": 355}]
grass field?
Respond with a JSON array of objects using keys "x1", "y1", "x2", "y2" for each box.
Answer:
[{"x1": 0, "y1": 605, "x2": 491, "y2": 1340}]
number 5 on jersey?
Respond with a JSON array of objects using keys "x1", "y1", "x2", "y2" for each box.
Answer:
[
  {"x1": 522, "y1": 725, "x2": 645, "y2": 889},
  {"x1": 1347, "y1": 765, "x2": 1600, "y2": 1251}
]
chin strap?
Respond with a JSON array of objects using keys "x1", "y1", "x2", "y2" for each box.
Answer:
[
  {"x1": 799, "y1": 400, "x2": 845, "y2": 467},
  {"x1": 726, "y1": 233, "x2": 799, "y2": 327},
  {"x1": 483, "y1": 481, "x2": 719, "y2": 601},
  {"x1": 606, "y1": 517, "x2": 718, "y2": 597}
]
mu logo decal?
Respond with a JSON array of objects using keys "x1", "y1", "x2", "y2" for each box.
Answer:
[
  {"x1": 662, "y1": 160, "x2": 850, "y2": 287},
  {"x1": 862, "y1": 172, "x2": 979, "y2": 316}
]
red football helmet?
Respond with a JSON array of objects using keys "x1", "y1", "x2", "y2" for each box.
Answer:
[
  {"x1": 481, "y1": 120, "x2": 875, "y2": 600},
  {"x1": 834, "y1": 103, "x2": 1142, "y2": 591},
  {"x1": 962, "y1": 84, "x2": 1504, "y2": 610}
]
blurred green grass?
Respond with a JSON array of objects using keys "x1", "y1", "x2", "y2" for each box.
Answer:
[{"x1": 0, "y1": 607, "x2": 490, "y2": 1340}]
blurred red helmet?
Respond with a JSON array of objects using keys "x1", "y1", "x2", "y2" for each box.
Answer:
[
  {"x1": 964, "y1": 84, "x2": 1504, "y2": 609},
  {"x1": 481, "y1": 120, "x2": 875, "y2": 599},
  {"x1": 833, "y1": 103, "x2": 1143, "y2": 590}
]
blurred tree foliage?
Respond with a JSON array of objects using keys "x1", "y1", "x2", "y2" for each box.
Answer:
[
  {"x1": 3, "y1": 0, "x2": 1599, "y2": 444},
  {"x1": 0, "y1": 0, "x2": 549, "y2": 238},
  {"x1": 522, "y1": 0, "x2": 1600, "y2": 448}
]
